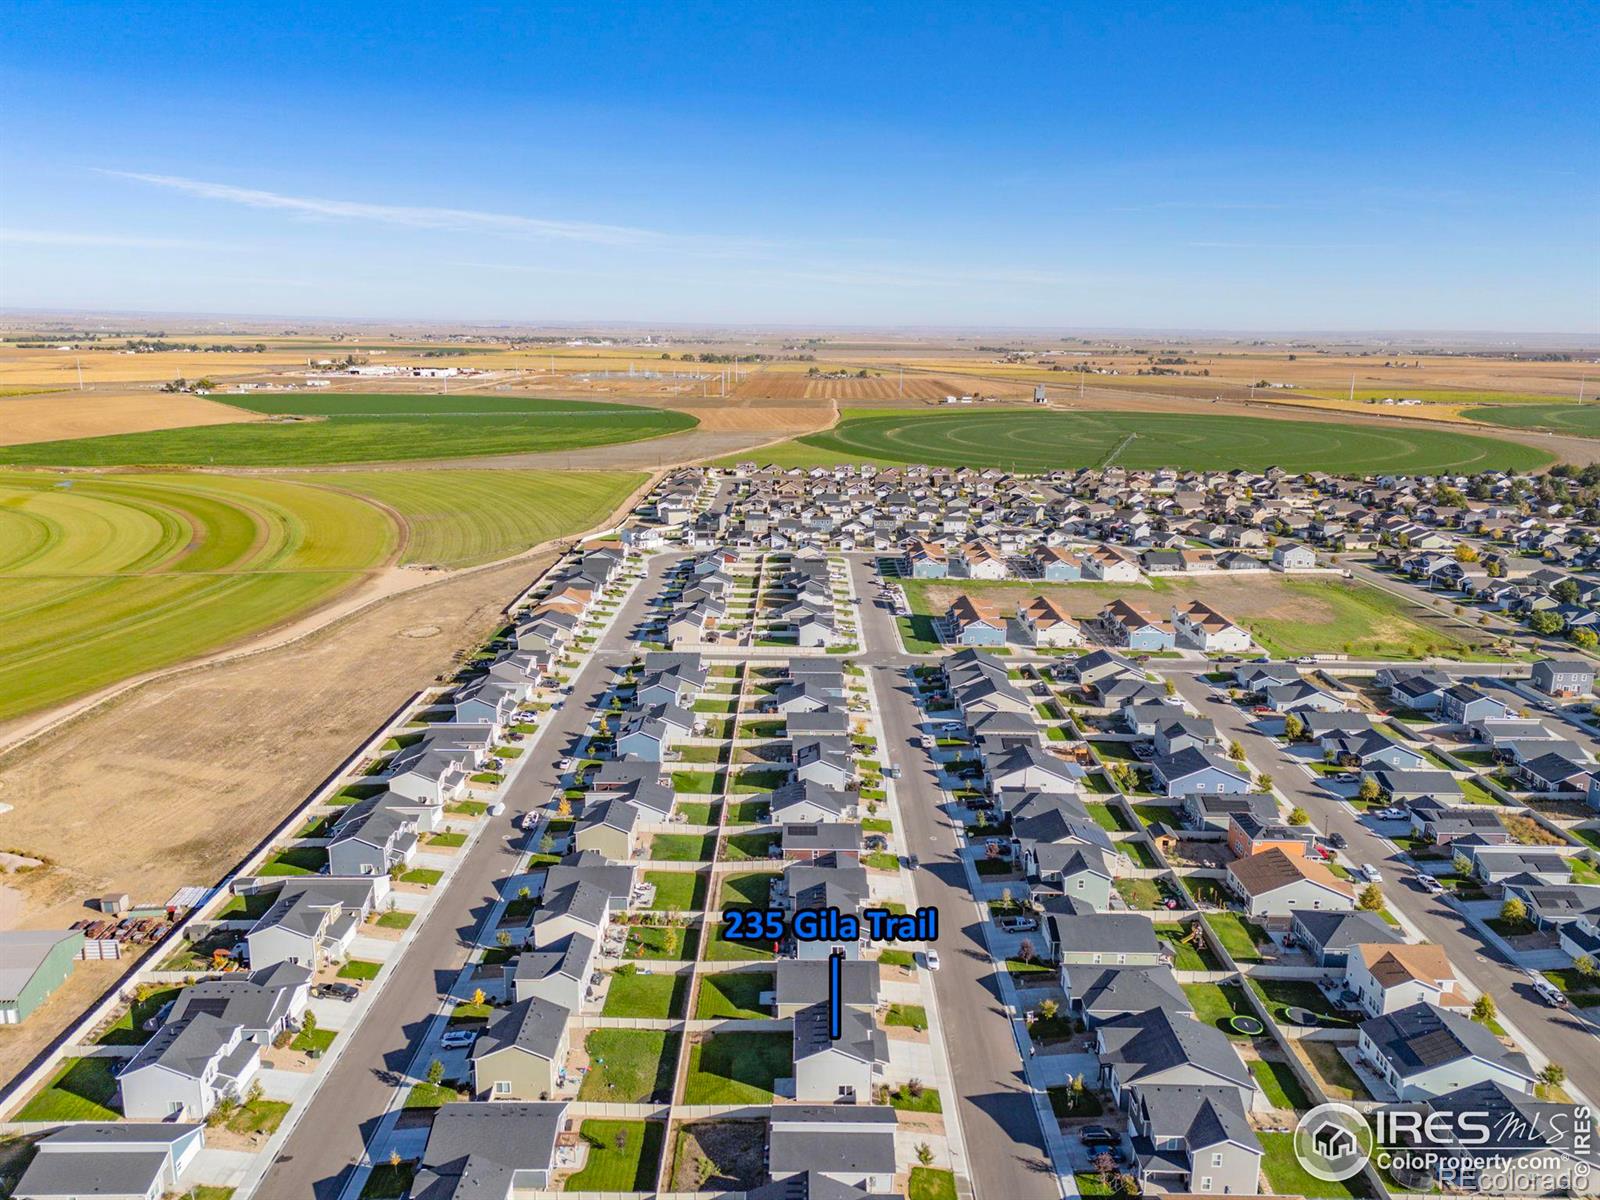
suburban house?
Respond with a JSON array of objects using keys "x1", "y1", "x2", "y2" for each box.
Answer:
[
  {"x1": 1095, "y1": 1006, "x2": 1255, "y2": 1103},
  {"x1": 1532, "y1": 658, "x2": 1595, "y2": 697},
  {"x1": 1289, "y1": 909, "x2": 1404, "y2": 967},
  {"x1": 1225, "y1": 848, "x2": 1354, "y2": 920},
  {"x1": 1061, "y1": 964, "x2": 1193, "y2": 1025},
  {"x1": 941, "y1": 594, "x2": 1007, "y2": 646},
  {"x1": 505, "y1": 933, "x2": 595, "y2": 1012},
  {"x1": 904, "y1": 540, "x2": 948, "y2": 578},
  {"x1": 327, "y1": 802, "x2": 419, "y2": 878},
  {"x1": 1272, "y1": 543, "x2": 1317, "y2": 570},
  {"x1": 471, "y1": 996, "x2": 572, "y2": 1100},
  {"x1": 1099, "y1": 599, "x2": 1176, "y2": 651},
  {"x1": 781, "y1": 822, "x2": 862, "y2": 865},
  {"x1": 1345, "y1": 942, "x2": 1463, "y2": 1017},
  {"x1": 1408, "y1": 796, "x2": 1509, "y2": 846},
  {"x1": 245, "y1": 876, "x2": 386, "y2": 971},
  {"x1": 572, "y1": 798, "x2": 640, "y2": 861},
  {"x1": 773, "y1": 958, "x2": 881, "y2": 1018},
  {"x1": 409, "y1": 1101, "x2": 570, "y2": 1197},
  {"x1": 12, "y1": 1124, "x2": 206, "y2": 1200},
  {"x1": 1032, "y1": 544, "x2": 1084, "y2": 580},
  {"x1": 1046, "y1": 899, "x2": 1165, "y2": 967},
  {"x1": 1084, "y1": 546, "x2": 1141, "y2": 582},
  {"x1": 117, "y1": 1013, "x2": 260, "y2": 1120},
  {"x1": 1016, "y1": 595, "x2": 1083, "y2": 648},
  {"x1": 793, "y1": 736, "x2": 853, "y2": 789},
  {"x1": 1359, "y1": 1002, "x2": 1536, "y2": 1101},
  {"x1": 1183, "y1": 792, "x2": 1278, "y2": 833},
  {"x1": 1226, "y1": 812, "x2": 1315, "y2": 860},
  {"x1": 767, "y1": 780, "x2": 857, "y2": 823},
  {"x1": 1324, "y1": 730, "x2": 1427, "y2": 772},
  {"x1": 164, "y1": 962, "x2": 311, "y2": 1046},
  {"x1": 1414, "y1": 1081, "x2": 1600, "y2": 1195},
  {"x1": 1124, "y1": 1083, "x2": 1264, "y2": 1197},
  {"x1": 791, "y1": 1000, "x2": 887, "y2": 1103},
  {"x1": 766, "y1": 1107, "x2": 897, "y2": 1193},
  {"x1": 616, "y1": 703, "x2": 695, "y2": 761},
  {"x1": 1441, "y1": 684, "x2": 1515, "y2": 725},
  {"x1": 1171, "y1": 601, "x2": 1253, "y2": 652},
  {"x1": 1151, "y1": 747, "x2": 1251, "y2": 796}
]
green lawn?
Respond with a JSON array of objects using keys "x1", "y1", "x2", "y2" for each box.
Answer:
[
  {"x1": 400, "y1": 867, "x2": 443, "y2": 885},
  {"x1": 907, "y1": 1167, "x2": 958, "y2": 1200},
  {"x1": 703, "y1": 920, "x2": 776, "y2": 962},
  {"x1": 426, "y1": 831, "x2": 466, "y2": 847},
  {"x1": 1112, "y1": 877, "x2": 1164, "y2": 909},
  {"x1": 695, "y1": 970, "x2": 774, "y2": 1019},
  {"x1": 649, "y1": 833, "x2": 717, "y2": 862},
  {"x1": 1085, "y1": 801, "x2": 1136, "y2": 831},
  {"x1": 96, "y1": 985, "x2": 181, "y2": 1045},
  {"x1": 564, "y1": 1120, "x2": 665, "y2": 1192},
  {"x1": 670, "y1": 770, "x2": 724, "y2": 793},
  {"x1": 577, "y1": 1029, "x2": 680, "y2": 1103},
  {"x1": 259, "y1": 846, "x2": 329, "y2": 875},
  {"x1": 889, "y1": 1083, "x2": 944, "y2": 1113},
  {"x1": 337, "y1": 959, "x2": 382, "y2": 981},
  {"x1": 291, "y1": 1026, "x2": 337, "y2": 1054},
  {"x1": 1205, "y1": 911, "x2": 1271, "y2": 962},
  {"x1": 624, "y1": 923, "x2": 699, "y2": 961},
  {"x1": 737, "y1": 408, "x2": 1549, "y2": 474},
  {"x1": 1154, "y1": 923, "x2": 1223, "y2": 971},
  {"x1": 1260, "y1": 1131, "x2": 1372, "y2": 1198},
  {"x1": 673, "y1": 801, "x2": 723, "y2": 825},
  {"x1": 359, "y1": 1163, "x2": 415, "y2": 1199},
  {"x1": 602, "y1": 968, "x2": 689, "y2": 1019},
  {"x1": 1181, "y1": 982, "x2": 1256, "y2": 1035},
  {"x1": 1465, "y1": 401, "x2": 1600, "y2": 438},
  {"x1": 1248, "y1": 977, "x2": 1355, "y2": 1028},
  {"x1": 17, "y1": 1057, "x2": 121, "y2": 1121},
  {"x1": 645, "y1": 869, "x2": 709, "y2": 911},
  {"x1": 682, "y1": 1031, "x2": 793, "y2": 1104},
  {"x1": 376, "y1": 911, "x2": 414, "y2": 930},
  {"x1": 1251, "y1": 1058, "x2": 1314, "y2": 1110},
  {"x1": 403, "y1": 1082, "x2": 463, "y2": 1109},
  {"x1": 886, "y1": 1003, "x2": 928, "y2": 1031},
  {"x1": 723, "y1": 832, "x2": 778, "y2": 862}
]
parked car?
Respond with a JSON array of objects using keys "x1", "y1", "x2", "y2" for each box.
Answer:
[
  {"x1": 922, "y1": 949, "x2": 941, "y2": 971},
  {"x1": 1081, "y1": 1126, "x2": 1119, "y2": 1148},
  {"x1": 1373, "y1": 807, "x2": 1407, "y2": 821},
  {"x1": 1357, "y1": 863, "x2": 1383, "y2": 883},
  {"x1": 1532, "y1": 976, "x2": 1569, "y2": 1008},
  {"x1": 440, "y1": 1028, "x2": 478, "y2": 1049},
  {"x1": 1326, "y1": 831, "x2": 1348, "y2": 849},
  {"x1": 1416, "y1": 873, "x2": 1445, "y2": 895},
  {"x1": 996, "y1": 915, "x2": 1039, "y2": 933},
  {"x1": 314, "y1": 982, "x2": 359, "y2": 1002},
  {"x1": 488, "y1": 801, "x2": 505, "y2": 816},
  {"x1": 906, "y1": 855, "x2": 919, "y2": 870}
]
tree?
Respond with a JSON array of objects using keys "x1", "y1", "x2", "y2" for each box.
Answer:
[
  {"x1": 1530, "y1": 609, "x2": 1565, "y2": 636},
  {"x1": 426, "y1": 1059, "x2": 445, "y2": 1086},
  {"x1": 1163, "y1": 678, "x2": 1177, "y2": 697},
  {"x1": 1554, "y1": 579, "x2": 1581, "y2": 604},
  {"x1": 1472, "y1": 993, "x2": 1497, "y2": 1025},
  {"x1": 1358, "y1": 884, "x2": 1384, "y2": 912},
  {"x1": 1574, "y1": 628, "x2": 1599, "y2": 651},
  {"x1": 1282, "y1": 713, "x2": 1304, "y2": 742},
  {"x1": 1094, "y1": 1150, "x2": 1118, "y2": 1185},
  {"x1": 471, "y1": 987, "x2": 486, "y2": 1007},
  {"x1": 1038, "y1": 998, "x2": 1059, "y2": 1020},
  {"x1": 1500, "y1": 897, "x2": 1528, "y2": 926},
  {"x1": 1256, "y1": 773, "x2": 1274, "y2": 792},
  {"x1": 1228, "y1": 739, "x2": 1246, "y2": 762},
  {"x1": 1358, "y1": 776, "x2": 1381, "y2": 803},
  {"x1": 1453, "y1": 851, "x2": 1474, "y2": 877},
  {"x1": 1541, "y1": 1063, "x2": 1567, "y2": 1088},
  {"x1": 1018, "y1": 938, "x2": 1036, "y2": 964},
  {"x1": 1454, "y1": 543, "x2": 1479, "y2": 563},
  {"x1": 916, "y1": 1143, "x2": 934, "y2": 1167},
  {"x1": 1577, "y1": 954, "x2": 1598, "y2": 979},
  {"x1": 1287, "y1": 806, "x2": 1309, "y2": 826}
]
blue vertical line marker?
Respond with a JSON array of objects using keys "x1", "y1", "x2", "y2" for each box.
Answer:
[{"x1": 828, "y1": 949, "x2": 844, "y2": 1040}]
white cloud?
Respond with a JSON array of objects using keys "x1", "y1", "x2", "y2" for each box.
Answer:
[
  {"x1": 0, "y1": 227, "x2": 232, "y2": 250},
  {"x1": 99, "y1": 170, "x2": 750, "y2": 251}
]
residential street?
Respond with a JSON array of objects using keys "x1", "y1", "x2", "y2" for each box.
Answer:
[
  {"x1": 253, "y1": 565, "x2": 663, "y2": 1199},
  {"x1": 849, "y1": 555, "x2": 1063, "y2": 1200}
]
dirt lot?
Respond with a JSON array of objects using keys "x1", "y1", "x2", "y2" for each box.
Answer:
[
  {"x1": 0, "y1": 548, "x2": 552, "y2": 1086},
  {"x1": 669, "y1": 1120, "x2": 768, "y2": 1191},
  {"x1": 0, "y1": 390, "x2": 264, "y2": 446},
  {"x1": 731, "y1": 370, "x2": 975, "y2": 402}
]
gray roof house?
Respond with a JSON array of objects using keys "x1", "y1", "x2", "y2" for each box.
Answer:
[
  {"x1": 327, "y1": 801, "x2": 419, "y2": 878},
  {"x1": 1151, "y1": 747, "x2": 1251, "y2": 796},
  {"x1": 245, "y1": 876, "x2": 386, "y2": 971},
  {"x1": 768, "y1": 780, "x2": 856, "y2": 823},
  {"x1": 792, "y1": 1000, "x2": 888, "y2": 1104},
  {"x1": 1125, "y1": 1082, "x2": 1263, "y2": 1197},
  {"x1": 767, "y1": 1106, "x2": 898, "y2": 1193},
  {"x1": 1359, "y1": 1001, "x2": 1536, "y2": 1101},
  {"x1": 471, "y1": 997, "x2": 573, "y2": 1101},
  {"x1": 505, "y1": 933, "x2": 595, "y2": 1011},
  {"x1": 773, "y1": 958, "x2": 880, "y2": 1018},
  {"x1": 1095, "y1": 1006, "x2": 1254, "y2": 1105},
  {"x1": 410, "y1": 1101, "x2": 569, "y2": 1198},
  {"x1": 164, "y1": 961, "x2": 310, "y2": 1045},
  {"x1": 12, "y1": 1123, "x2": 206, "y2": 1200},
  {"x1": 117, "y1": 1012, "x2": 260, "y2": 1120},
  {"x1": 1062, "y1": 964, "x2": 1193, "y2": 1025}
]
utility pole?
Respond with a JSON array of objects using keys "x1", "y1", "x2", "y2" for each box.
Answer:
[{"x1": 1348, "y1": 373, "x2": 1355, "y2": 403}]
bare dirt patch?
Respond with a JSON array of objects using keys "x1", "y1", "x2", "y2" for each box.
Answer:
[
  {"x1": 0, "y1": 550, "x2": 552, "y2": 1087},
  {"x1": 0, "y1": 391, "x2": 265, "y2": 446}
]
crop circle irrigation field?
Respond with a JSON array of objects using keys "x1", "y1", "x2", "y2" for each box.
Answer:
[
  {"x1": 790, "y1": 409, "x2": 1551, "y2": 473},
  {"x1": 0, "y1": 466, "x2": 640, "y2": 721},
  {"x1": 1463, "y1": 403, "x2": 1600, "y2": 438},
  {"x1": 0, "y1": 393, "x2": 697, "y2": 467}
]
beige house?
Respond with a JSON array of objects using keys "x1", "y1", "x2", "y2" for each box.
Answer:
[{"x1": 470, "y1": 997, "x2": 571, "y2": 1101}]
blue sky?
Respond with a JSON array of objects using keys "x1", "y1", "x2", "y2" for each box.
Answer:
[{"x1": 2, "y1": 1, "x2": 1595, "y2": 332}]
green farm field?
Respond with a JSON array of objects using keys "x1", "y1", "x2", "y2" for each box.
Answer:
[
  {"x1": 900, "y1": 574, "x2": 1498, "y2": 660},
  {"x1": 1464, "y1": 403, "x2": 1600, "y2": 438},
  {"x1": 0, "y1": 393, "x2": 696, "y2": 467},
  {"x1": 718, "y1": 408, "x2": 1550, "y2": 473},
  {"x1": 0, "y1": 465, "x2": 636, "y2": 720},
  {"x1": 291, "y1": 469, "x2": 644, "y2": 568}
]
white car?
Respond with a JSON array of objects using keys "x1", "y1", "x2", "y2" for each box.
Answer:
[
  {"x1": 1357, "y1": 863, "x2": 1383, "y2": 883},
  {"x1": 487, "y1": 801, "x2": 505, "y2": 816},
  {"x1": 558, "y1": 757, "x2": 575, "y2": 772},
  {"x1": 923, "y1": 949, "x2": 941, "y2": 971},
  {"x1": 440, "y1": 1029, "x2": 478, "y2": 1049},
  {"x1": 1416, "y1": 873, "x2": 1444, "y2": 895},
  {"x1": 1373, "y1": 807, "x2": 1407, "y2": 821}
]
